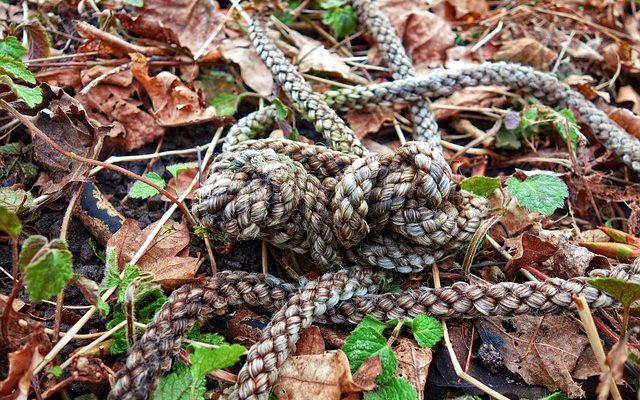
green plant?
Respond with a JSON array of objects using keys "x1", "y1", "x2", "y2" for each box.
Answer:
[
  {"x1": 0, "y1": 36, "x2": 42, "y2": 107},
  {"x1": 320, "y1": 0, "x2": 357, "y2": 38}
]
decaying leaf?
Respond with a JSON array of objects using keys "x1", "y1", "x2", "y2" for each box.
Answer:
[
  {"x1": 117, "y1": 0, "x2": 226, "y2": 60},
  {"x1": 130, "y1": 53, "x2": 232, "y2": 127},
  {"x1": 370, "y1": 0, "x2": 455, "y2": 67},
  {"x1": 76, "y1": 66, "x2": 165, "y2": 151},
  {"x1": 608, "y1": 107, "x2": 640, "y2": 140},
  {"x1": 274, "y1": 350, "x2": 376, "y2": 400},
  {"x1": 432, "y1": 86, "x2": 506, "y2": 120},
  {"x1": 221, "y1": 38, "x2": 275, "y2": 96},
  {"x1": 295, "y1": 326, "x2": 326, "y2": 356},
  {"x1": 0, "y1": 332, "x2": 46, "y2": 400},
  {"x1": 344, "y1": 106, "x2": 396, "y2": 139},
  {"x1": 393, "y1": 337, "x2": 432, "y2": 400},
  {"x1": 106, "y1": 219, "x2": 200, "y2": 289},
  {"x1": 477, "y1": 315, "x2": 591, "y2": 398},
  {"x1": 494, "y1": 38, "x2": 558, "y2": 70},
  {"x1": 504, "y1": 233, "x2": 558, "y2": 276},
  {"x1": 440, "y1": 0, "x2": 489, "y2": 20}
]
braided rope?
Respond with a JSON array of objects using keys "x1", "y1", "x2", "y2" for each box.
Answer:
[
  {"x1": 226, "y1": 63, "x2": 640, "y2": 172},
  {"x1": 108, "y1": 261, "x2": 640, "y2": 400}
]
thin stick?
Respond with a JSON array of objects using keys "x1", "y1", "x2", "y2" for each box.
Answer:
[
  {"x1": 261, "y1": 240, "x2": 268, "y2": 275},
  {"x1": 574, "y1": 295, "x2": 622, "y2": 400}
]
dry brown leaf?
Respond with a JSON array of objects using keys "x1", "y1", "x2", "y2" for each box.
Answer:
[
  {"x1": 222, "y1": 306, "x2": 268, "y2": 348},
  {"x1": 295, "y1": 326, "x2": 325, "y2": 356},
  {"x1": 30, "y1": 84, "x2": 116, "y2": 195},
  {"x1": 161, "y1": 167, "x2": 199, "y2": 201},
  {"x1": 477, "y1": 315, "x2": 589, "y2": 398},
  {"x1": 117, "y1": 0, "x2": 226, "y2": 59},
  {"x1": 106, "y1": 219, "x2": 200, "y2": 289},
  {"x1": 344, "y1": 106, "x2": 395, "y2": 139},
  {"x1": 393, "y1": 337, "x2": 432, "y2": 400},
  {"x1": 221, "y1": 38, "x2": 274, "y2": 96},
  {"x1": 494, "y1": 38, "x2": 558, "y2": 70},
  {"x1": 0, "y1": 333, "x2": 45, "y2": 400},
  {"x1": 287, "y1": 30, "x2": 364, "y2": 83},
  {"x1": 274, "y1": 350, "x2": 375, "y2": 400},
  {"x1": 432, "y1": 86, "x2": 506, "y2": 120},
  {"x1": 76, "y1": 66, "x2": 165, "y2": 151},
  {"x1": 504, "y1": 233, "x2": 558, "y2": 276},
  {"x1": 616, "y1": 86, "x2": 640, "y2": 114},
  {"x1": 352, "y1": 356, "x2": 382, "y2": 390},
  {"x1": 130, "y1": 53, "x2": 232, "y2": 127},
  {"x1": 370, "y1": 0, "x2": 455, "y2": 67},
  {"x1": 36, "y1": 68, "x2": 82, "y2": 90},
  {"x1": 441, "y1": 0, "x2": 489, "y2": 20},
  {"x1": 609, "y1": 107, "x2": 640, "y2": 140}
]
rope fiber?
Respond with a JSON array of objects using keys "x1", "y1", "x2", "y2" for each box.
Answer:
[{"x1": 108, "y1": 1, "x2": 640, "y2": 399}]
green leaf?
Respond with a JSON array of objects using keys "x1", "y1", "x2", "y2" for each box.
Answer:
[
  {"x1": 356, "y1": 315, "x2": 387, "y2": 335},
  {"x1": 48, "y1": 366, "x2": 63, "y2": 378},
  {"x1": 118, "y1": 264, "x2": 141, "y2": 303},
  {"x1": 460, "y1": 176, "x2": 501, "y2": 197},
  {"x1": 24, "y1": 247, "x2": 74, "y2": 302},
  {"x1": 11, "y1": 83, "x2": 43, "y2": 107},
  {"x1": 154, "y1": 362, "x2": 204, "y2": 400},
  {"x1": 0, "y1": 205, "x2": 21, "y2": 237},
  {"x1": 186, "y1": 325, "x2": 226, "y2": 346},
  {"x1": 0, "y1": 189, "x2": 33, "y2": 215},
  {"x1": 270, "y1": 97, "x2": 289, "y2": 120},
  {"x1": 587, "y1": 277, "x2": 640, "y2": 308},
  {"x1": 0, "y1": 55, "x2": 35, "y2": 84},
  {"x1": 411, "y1": 315, "x2": 443, "y2": 348},
  {"x1": 495, "y1": 128, "x2": 522, "y2": 149},
  {"x1": 0, "y1": 36, "x2": 27, "y2": 61},
  {"x1": 327, "y1": 6, "x2": 357, "y2": 38},
  {"x1": 506, "y1": 174, "x2": 568, "y2": 216},
  {"x1": 342, "y1": 327, "x2": 396, "y2": 384},
  {"x1": 320, "y1": 0, "x2": 345, "y2": 8},
  {"x1": 129, "y1": 172, "x2": 166, "y2": 199},
  {"x1": 363, "y1": 377, "x2": 417, "y2": 400},
  {"x1": 552, "y1": 108, "x2": 580, "y2": 150},
  {"x1": 210, "y1": 92, "x2": 240, "y2": 116},
  {"x1": 536, "y1": 393, "x2": 566, "y2": 400},
  {"x1": 190, "y1": 344, "x2": 246, "y2": 379},
  {"x1": 166, "y1": 162, "x2": 198, "y2": 177},
  {"x1": 99, "y1": 247, "x2": 120, "y2": 291},
  {"x1": 18, "y1": 235, "x2": 47, "y2": 269}
]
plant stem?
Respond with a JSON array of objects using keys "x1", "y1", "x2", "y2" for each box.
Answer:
[
  {"x1": 621, "y1": 304, "x2": 630, "y2": 339},
  {"x1": 0, "y1": 99, "x2": 196, "y2": 226}
]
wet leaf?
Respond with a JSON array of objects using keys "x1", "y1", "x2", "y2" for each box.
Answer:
[
  {"x1": 460, "y1": 176, "x2": 501, "y2": 197},
  {"x1": 23, "y1": 242, "x2": 74, "y2": 302},
  {"x1": 129, "y1": 172, "x2": 166, "y2": 199},
  {"x1": 343, "y1": 327, "x2": 396, "y2": 384},
  {"x1": 410, "y1": 315, "x2": 443, "y2": 348},
  {"x1": 506, "y1": 174, "x2": 568, "y2": 216}
]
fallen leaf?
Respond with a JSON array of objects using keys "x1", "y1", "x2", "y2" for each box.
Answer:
[
  {"x1": 494, "y1": 38, "x2": 558, "y2": 70},
  {"x1": 287, "y1": 30, "x2": 364, "y2": 83},
  {"x1": 30, "y1": 84, "x2": 116, "y2": 195},
  {"x1": 162, "y1": 167, "x2": 199, "y2": 201},
  {"x1": 432, "y1": 86, "x2": 506, "y2": 120},
  {"x1": 608, "y1": 107, "x2": 640, "y2": 139},
  {"x1": 370, "y1": 0, "x2": 455, "y2": 67},
  {"x1": 352, "y1": 356, "x2": 382, "y2": 390},
  {"x1": 36, "y1": 68, "x2": 82, "y2": 90},
  {"x1": 222, "y1": 306, "x2": 269, "y2": 348},
  {"x1": 393, "y1": 337, "x2": 432, "y2": 400},
  {"x1": 477, "y1": 315, "x2": 590, "y2": 398},
  {"x1": 130, "y1": 53, "x2": 232, "y2": 127},
  {"x1": 0, "y1": 332, "x2": 45, "y2": 400},
  {"x1": 117, "y1": 0, "x2": 226, "y2": 59},
  {"x1": 344, "y1": 106, "x2": 395, "y2": 139},
  {"x1": 275, "y1": 350, "x2": 375, "y2": 400},
  {"x1": 504, "y1": 233, "x2": 558, "y2": 277},
  {"x1": 76, "y1": 66, "x2": 165, "y2": 151},
  {"x1": 441, "y1": 0, "x2": 489, "y2": 20},
  {"x1": 106, "y1": 219, "x2": 200, "y2": 289},
  {"x1": 221, "y1": 38, "x2": 274, "y2": 96},
  {"x1": 616, "y1": 85, "x2": 640, "y2": 114},
  {"x1": 295, "y1": 326, "x2": 325, "y2": 356}
]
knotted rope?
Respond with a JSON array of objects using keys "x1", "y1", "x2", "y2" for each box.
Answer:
[{"x1": 109, "y1": 1, "x2": 640, "y2": 399}]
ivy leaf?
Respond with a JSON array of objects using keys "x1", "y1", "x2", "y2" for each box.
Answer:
[
  {"x1": 410, "y1": 315, "x2": 443, "y2": 348},
  {"x1": 506, "y1": 174, "x2": 568, "y2": 216},
  {"x1": 0, "y1": 36, "x2": 27, "y2": 61},
  {"x1": 363, "y1": 377, "x2": 417, "y2": 400},
  {"x1": 166, "y1": 162, "x2": 198, "y2": 177},
  {"x1": 0, "y1": 55, "x2": 36, "y2": 84},
  {"x1": 587, "y1": 277, "x2": 640, "y2": 308},
  {"x1": 23, "y1": 244, "x2": 74, "y2": 302},
  {"x1": 154, "y1": 362, "x2": 205, "y2": 400},
  {"x1": 189, "y1": 344, "x2": 246, "y2": 380},
  {"x1": 0, "y1": 205, "x2": 21, "y2": 237},
  {"x1": 342, "y1": 327, "x2": 396, "y2": 384},
  {"x1": 460, "y1": 176, "x2": 501, "y2": 197},
  {"x1": 129, "y1": 172, "x2": 166, "y2": 199}
]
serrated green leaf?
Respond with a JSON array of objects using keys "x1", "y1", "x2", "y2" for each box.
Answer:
[
  {"x1": 460, "y1": 176, "x2": 501, "y2": 197},
  {"x1": 118, "y1": 264, "x2": 141, "y2": 303},
  {"x1": 11, "y1": 83, "x2": 42, "y2": 107},
  {"x1": 166, "y1": 162, "x2": 198, "y2": 177},
  {"x1": 154, "y1": 362, "x2": 204, "y2": 400},
  {"x1": 48, "y1": 366, "x2": 63, "y2": 378},
  {"x1": 342, "y1": 327, "x2": 396, "y2": 384},
  {"x1": 411, "y1": 315, "x2": 443, "y2": 348},
  {"x1": 495, "y1": 128, "x2": 521, "y2": 149},
  {"x1": 0, "y1": 205, "x2": 21, "y2": 237},
  {"x1": 326, "y1": 6, "x2": 356, "y2": 37},
  {"x1": 587, "y1": 277, "x2": 640, "y2": 308},
  {"x1": 552, "y1": 108, "x2": 580, "y2": 150},
  {"x1": 99, "y1": 247, "x2": 120, "y2": 291},
  {"x1": 186, "y1": 325, "x2": 227, "y2": 346},
  {"x1": 0, "y1": 36, "x2": 27, "y2": 61},
  {"x1": 129, "y1": 172, "x2": 165, "y2": 199},
  {"x1": 190, "y1": 344, "x2": 246, "y2": 379},
  {"x1": 18, "y1": 235, "x2": 47, "y2": 269},
  {"x1": 506, "y1": 174, "x2": 568, "y2": 216},
  {"x1": 363, "y1": 377, "x2": 417, "y2": 400},
  {"x1": 210, "y1": 92, "x2": 240, "y2": 116},
  {"x1": 0, "y1": 55, "x2": 35, "y2": 84},
  {"x1": 356, "y1": 315, "x2": 387, "y2": 335},
  {"x1": 24, "y1": 247, "x2": 74, "y2": 302}
]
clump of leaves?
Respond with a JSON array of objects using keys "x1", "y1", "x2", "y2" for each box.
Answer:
[
  {"x1": 497, "y1": 105, "x2": 585, "y2": 150},
  {"x1": 0, "y1": 36, "x2": 42, "y2": 107},
  {"x1": 320, "y1": 0, "x2": 357, "y2": 38},
  {"x1": 342, "y1": 315, "x2": 442, "y2": 399},
  {"x1": 460, "y1": 172, "x2": 569, "y2": 216}
]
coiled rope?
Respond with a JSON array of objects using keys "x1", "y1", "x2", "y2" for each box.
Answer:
[{"x1": 109, "y1": 1, "x2": 640, "y2": 399}]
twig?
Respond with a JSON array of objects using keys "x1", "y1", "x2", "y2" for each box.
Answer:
[
  {"x1": 0, "y1": 99, "x2": 196, "y2": 226},
  {"x1": 75, "y1": 21, "x2": 167, "y2": 56},
  {"x1": 79, "y1": 62, "x2": 131, "y2": 95}
]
